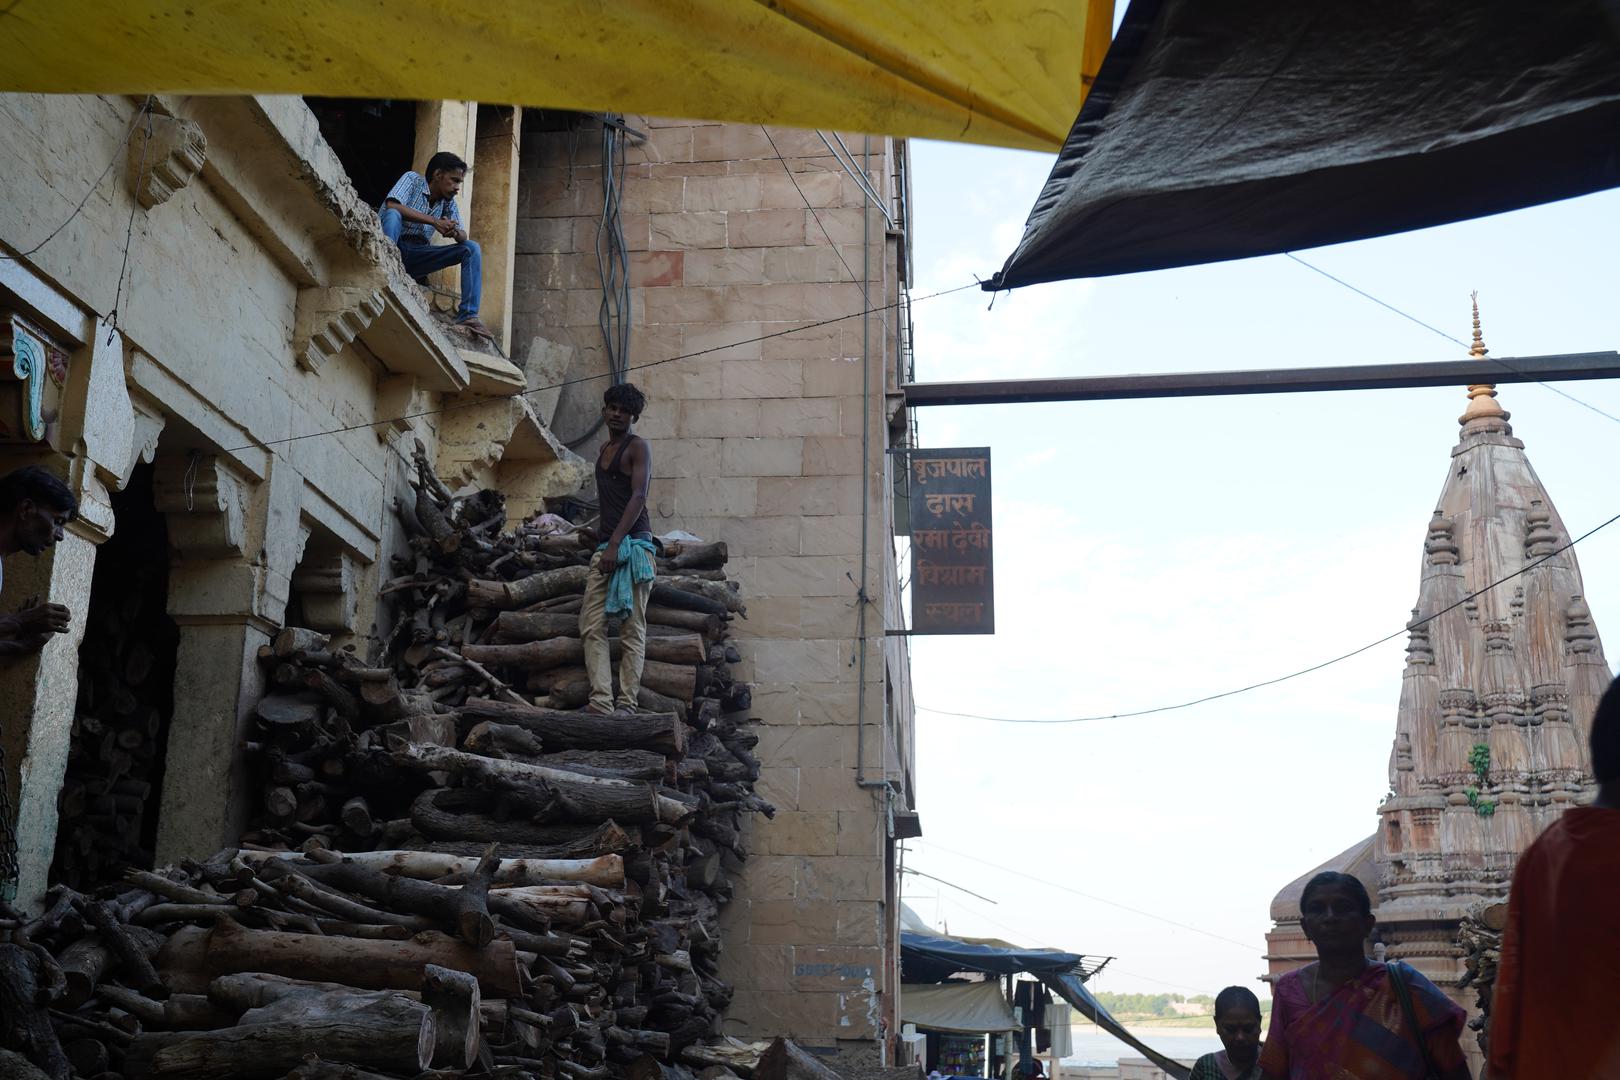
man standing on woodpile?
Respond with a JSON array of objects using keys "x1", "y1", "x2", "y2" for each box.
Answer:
[
  {"x1": 579, "y1": 383, "x2": 656, "y2": 716},
  {"x1": 379, "y1": 151, "x2": 495, "y2": 343},
  {"x1": 0, "y1": 465, "x2": 76, "y2": 656}
]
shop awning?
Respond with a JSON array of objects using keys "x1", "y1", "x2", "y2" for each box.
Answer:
[
  {"x1": 900, "y1": 930, "x2": 1189, "y2": 1079},
  {"x1": 902, "y1": 930, "x2": 1085, "y2": 983},
  {"x1": 902, "y1": 981, "x2": 1021, "y2": 1034},
  {"x1": 991, "y1": 0, "x2": 1620, "y2": 287},
  {"x1": 0, "y1": 0, "x2": 1113, "y2": 153}
]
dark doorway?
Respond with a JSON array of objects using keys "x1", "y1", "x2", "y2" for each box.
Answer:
[
  {"x1": 305, "y1": 97, "x2": 420, "y2": 208},
  {"x1": 50, "y1": 463, "x2": 180, "y2": 890}
]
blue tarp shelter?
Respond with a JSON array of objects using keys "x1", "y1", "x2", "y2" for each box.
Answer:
[{"x1": 900, "y1": 931, "x2": 1191, "y2": 1079}]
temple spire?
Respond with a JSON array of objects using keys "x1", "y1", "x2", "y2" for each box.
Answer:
[
  {"x1": 1469, "y1": 291, "x2": 1488, "y2": 358},
  {"x1": 1461, "y1": 291, "x2": 1509, "y2": 429}
]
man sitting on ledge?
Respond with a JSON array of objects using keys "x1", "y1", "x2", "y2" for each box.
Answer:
[{"x1": 380, "y1": 151, "x2": 494, "y2": 343}]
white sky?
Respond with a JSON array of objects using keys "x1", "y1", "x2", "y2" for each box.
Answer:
[{"x1": 900, "y1": 141, "x2": 1620, "y2": 999}]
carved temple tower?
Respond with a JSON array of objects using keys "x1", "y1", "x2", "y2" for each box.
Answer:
[{"x1": 1266, "y1": 301, "x2": 1611, "y2": 1018}]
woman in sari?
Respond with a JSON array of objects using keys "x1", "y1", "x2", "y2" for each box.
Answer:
[{"x1": 1259, "y1": 872, "x2": 1471, "y2": 1079}]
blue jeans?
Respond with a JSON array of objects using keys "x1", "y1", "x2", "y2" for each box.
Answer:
[{"x1": 379, "y1": 207, "x2": 482, "y2": 321}]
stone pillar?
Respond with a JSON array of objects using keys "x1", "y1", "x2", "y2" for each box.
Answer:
[
  {"x1": 0, "y1": 518, "x2": 101, "y2": 907},
  {"x1": 154, "y1": 619, "x2": 271, "y2": 862},
  {"x1": 0, "y1": 315, "x2": 130, "y2": 908},
  {"x1": 150, "y1": 453, "x2": 305, "y2": 864},
  {"x1": 472, "y1": 106, "x2": 522, "y2": 352}
]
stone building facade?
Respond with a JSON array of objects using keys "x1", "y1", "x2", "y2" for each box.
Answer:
[
  {"x1": 0, "y1": 95, "x2": 918, "y2": 1059},
  {"x1": 507, "y1": 115, "x2": 920, "y2": 1058},
  {"x1": 1264, "y1": 313, "x2": 1610, "y2": 1065}
]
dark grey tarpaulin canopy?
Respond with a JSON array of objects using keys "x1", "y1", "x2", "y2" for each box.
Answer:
[
  {"x1": 988, "y1": 0, "x2": 1620, "y2": 289},
  {"x1": 899, "y1": 931, "x2": 1191, "y2": 1079}
]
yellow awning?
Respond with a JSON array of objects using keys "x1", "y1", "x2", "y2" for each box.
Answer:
[{"x1": 0, "y1": 0, "x2": 1112, "y2": 152}]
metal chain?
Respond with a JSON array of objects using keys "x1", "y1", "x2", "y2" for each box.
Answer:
[{"x1": 0, "y1": 736, "x2": 18, "y2": 902}]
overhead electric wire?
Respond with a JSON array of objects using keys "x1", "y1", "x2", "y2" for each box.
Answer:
[
  {"x1": 759, "y1": 125, "x2": 885, "y2": 336},
  {"x1": 901, "y1": 866, "x2": 998, "y2": 904},
  {"x1": 222, "y1": 280, "x2": 979, "y2": 455},
  {"x1": 1285, "y1": 252, "x2": 1620, "y2": 428},
  {"x1": 0, "y1": 97, "x2": 155, "y2": 263},
  {"x1": 919, "y1": 503, "x2": 1620, "y2": 725},
  {"x1": 916, "y1": 841, "x2": 1263, "y2": 953}
]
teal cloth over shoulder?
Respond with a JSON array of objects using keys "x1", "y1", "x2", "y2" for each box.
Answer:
[{"x1": 599, "y1": 536, "x2": 657, "y2": 618}]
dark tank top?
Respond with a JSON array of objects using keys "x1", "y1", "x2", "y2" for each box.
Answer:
[{"x1": 596, "y1": 435, "x2": 650, "y2": 537}]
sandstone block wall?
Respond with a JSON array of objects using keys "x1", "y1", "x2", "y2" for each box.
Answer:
[
  {"x1": 0, "y1": 92, "x2": 581, "y2": 905},
  {"x1": 511, "y1": 116, "x2": 914, "y2": 1053}
]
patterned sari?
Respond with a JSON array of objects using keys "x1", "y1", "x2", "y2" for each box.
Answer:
[{"x1": 1258, "y1": 961, "x2": 1467, "y2": 1079}]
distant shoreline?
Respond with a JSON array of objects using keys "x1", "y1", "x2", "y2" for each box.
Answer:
[{"x1": 1070, "y1": 1020, "x2": 1214, "y2": 1034}]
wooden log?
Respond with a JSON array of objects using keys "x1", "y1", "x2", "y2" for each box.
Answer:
[
  {"x1": 125, "y1": 990, "x2": 433, "y2": 1079},
  {"x1": 754, "y1": 1038, "x2": 842, "y2": 1080},
  {"x1": 608, "y1": 1025, "x2": 673, "y2": 1058},
  {"x1": 79, "y1": 897, "x2": 167, "y2": 998},
  {"x1": 56, "y1": 935, "x2": 113, "y2": 1009},
  {"x1": 463, "y1": 726, "x2": 670, "y2": 782},
  {"x1": 524, "y1": 660, "x2": 701, "y2": 703},
  {"x1": 464, "y1": 633, "x2": 708, "y2": 671},
  {"x1": 0, "y1": 944, "x2": 70, "y2": 1080},
  {"x1": 158, "y1": 918, "x2": 522, "y2": 997},
  {"x1": 408, "y1": 789, "x2": 635, "y2": 852},
  {"x1": 390, "y1": 743, "x2": 691, "y2": 825},
  {"x1": 649, "y1": 583, "x2": 729, "y2": 618},
  {"x1": 301, "y1": 670, "x2": 360, "y2": 720},
  {"x1": 637, "y1": 685, "x2": 690, "y2": 723},
  {"x1": 645, "y1": 606, "x2": 725, "y2": 637},
  {"x1": 60, "y1": 1039, "x2": 106, "y2": 1079},
  {"x1": 207, "y1": 973, "x2": 370, "y2": 1014},
  {"x1": 484, "y1": 887, "x2": 594, "y2": 928},
  {"x1": 467, "y1": 566, "x2": 589, "y2": 610},
  {"x1": 422, "y1": 964, "x2": 480, "y2": 1070},
  {"x1": 272, "y1": 628, "x2": 330, "y2": 658},
  {"x1": 239, "y1": 849, "x2": 626, "y2": 887},
  {"x1": 284, "y1": 1058, "x2": 401, "y2": 1080},
  {"x1": 263, "y1": 867, "x2": 434, "y2": 931},
  {"x1": 492, "y1": 610, "x2": 583, "y2": 641},
  {"x1": 253, "y1": 694, "x2": 324, "y2": 730},
  {"x1": 457, "y1": 698, "x2": 684, "y2": 755},
  {"x1": 660, "y1": 574, "x2": 744, "y2": 613},
  {"x1": 663, "y1": 540, "x2": 728, "y2": 572},
  {"x1": 448, "y1": 845, "x2": 500, "y2": 947},
  {"x1": 262, "y1": 858, "x2": 496, "y2": 944},
  {"x1": 0, "y1": 1049, "x2": 51, "y2": 1080},
  {"x1": 339, "y1": 796, "x2": 376, "y2": 837}
]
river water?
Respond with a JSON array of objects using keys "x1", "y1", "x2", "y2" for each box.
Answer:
[{"x1": 1062, "y1": 1027, "x2": 1223, "y2": 1068}]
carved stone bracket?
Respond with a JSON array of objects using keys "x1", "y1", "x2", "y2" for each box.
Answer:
[
  {"x1": 130, "y1": 117, "x2": 209, "y2": 210},
  {"x1": 294, "y1": 286, "x2": 386, "y2": 373},
  {"x1": 291, "y1": 549, "x2": 360, "y2": 633},
  {"x1": 0, "y1": 313, "x2": 70, "y2": 444},
  {"x1": 153, "y1": 453, "x2": 250, "y2": 559}
]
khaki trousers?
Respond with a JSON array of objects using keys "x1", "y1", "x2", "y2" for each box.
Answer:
[{"x1": 578, "y1": 550, "x2": 653, "y2": 712}]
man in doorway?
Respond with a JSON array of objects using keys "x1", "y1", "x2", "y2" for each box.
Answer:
[
  {"x1": 0, "y1": 465, "x2": 76, "y2": 656},
  {"x1": 578, "y1": 383, "x2": 656, "y2": 716},
  {"x1": 379, "y1": 151, "x2": 495, "y2": 343}
]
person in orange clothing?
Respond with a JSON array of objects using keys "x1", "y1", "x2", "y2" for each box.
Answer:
[{"x1": 1489, "y1": 674, "x2": 1620, "y2": 1078}]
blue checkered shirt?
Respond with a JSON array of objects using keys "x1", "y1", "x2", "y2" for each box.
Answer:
[{"x1": 382, "y1": 171, "x2": 463, "y2": 243}]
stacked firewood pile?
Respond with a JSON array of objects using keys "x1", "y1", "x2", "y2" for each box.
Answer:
[
  {"x1": 53, "y1": 556, "x2": 176, "y2": 889},
  {"x1": 2, "y1": 445, "x2": 771, "y2": 1080},
  {"x1": 1457, "y1": 901, "x2": 1508, "y2": 1061}
]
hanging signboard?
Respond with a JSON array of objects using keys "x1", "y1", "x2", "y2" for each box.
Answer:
[{"x1": 907, "y1": 447, "x2": 994, "y2": 635}]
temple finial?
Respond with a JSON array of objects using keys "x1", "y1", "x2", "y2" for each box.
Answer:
[{"x1": 1460, "y1": 291, "x2": 1509, "y2": 430}]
